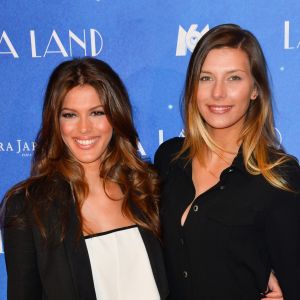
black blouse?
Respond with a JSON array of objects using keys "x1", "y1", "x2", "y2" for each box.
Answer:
[{"x1": 154, "y1": 137, "x2": 300, "y2": 300}]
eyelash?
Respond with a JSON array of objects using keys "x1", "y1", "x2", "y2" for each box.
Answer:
[
  {"x1": 61, "y1": 110, "x2": 106, "y2": 118},
  {"x1": 199, "y1": 75, "x2": 242, "y2": 82},
  {"x1": 229, "y1": 75, "x2": 241, "y2": 81},
  {"x1": 199, "y1": 76, "x2": 211, "y2": 81},
  {"x1": 61, "y1": 112, "x2": 76, "y2": 118},
  {"x1": 91, "y1": 110, "x2": 105, "y2": 116}
]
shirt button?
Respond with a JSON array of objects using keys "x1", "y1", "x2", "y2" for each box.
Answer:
[
  {"x1": 183, "y1": 271, "x2": 188, "y2": 278},
  {"x1": 220, "y1": 185, "x2": 225, "y2": 190},
  {"x1": 193, "y1": 205, "x2": 199, "y2": 212}
]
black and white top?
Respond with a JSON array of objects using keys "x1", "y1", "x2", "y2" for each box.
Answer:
[{"x1": 85, "y1": 225, "x2": 160, "y2": 300}]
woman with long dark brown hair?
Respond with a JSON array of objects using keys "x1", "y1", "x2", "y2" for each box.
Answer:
[
  {"x1": 2, "y1": 58, "x2": 168, "y2": 300},
  {"x1": 155, "y1": 24, "x2": 300, "y2": 300}
]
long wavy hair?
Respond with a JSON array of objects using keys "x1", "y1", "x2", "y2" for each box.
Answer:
[
  {"x1": 179, "y1": 24, "x2": 294, "y2": 191},
  {"x1": 3, "y1": 57, "x2": 160, "y2": 240}
]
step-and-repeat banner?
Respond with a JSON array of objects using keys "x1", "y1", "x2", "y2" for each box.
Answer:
[{"x1": 1, "y1": 1, "x2": 300, "y2": 297}]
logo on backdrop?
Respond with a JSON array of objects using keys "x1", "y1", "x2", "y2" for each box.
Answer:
[
  {"x1": 0, "y1": 139, "x2": 36, "y2": 157},
  {"x1": 140, "y1": 128, "x2": 283, "y2": 158},
  {"x1": 138, "y1": 130, "x2": 186, "y2": 162},
  {"x1": 275, "y1": 128, "x2": 283, "y2": 146},
  {"x1": 0, "y1": 129, "x2": 283, "y2": 160},
  {"x1": 0, "y1": 234, "x2": 3, "y2": 254},
  {"x1": 284, "y1": 21, "x2": 300, "y2": 49},
  {"x1": 0, "y1": 29, "x2": 103, "y2": 58},
  {"x1": 176, "y1": 24, "x2": 209, "y2": 56}
]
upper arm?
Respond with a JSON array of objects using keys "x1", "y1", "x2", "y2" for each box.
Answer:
[
  {"x1": 153, "y1": 142, "x2": 167, "y2": 175},
  {"x1": 265, "y1": 190, "x2": 300, "y2": 300},
  {"x1": 154, "y1": 137, "x2": 183, "y2": 179},
  {"x1": 3, "y1": 193, "x2": 42, "y2": 299}
]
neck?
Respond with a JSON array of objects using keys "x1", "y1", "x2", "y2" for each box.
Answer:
[
  {"x1": 201, "y1": 129, "x2": 241, "y2": 168},
  {"x1": 82, "y1": 163, "x2": 101, "y2": 189},
  {"x1": 203, "y1": 147, "x2": 234, "y2": 167},
  {"x1": 82, "y1": 163, "x2": 122, "y2": 200},
  {"x1": 208, "y1": 127, "x2": 242, "y2": 155}
]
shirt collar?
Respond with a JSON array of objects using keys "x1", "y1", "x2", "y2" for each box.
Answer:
[
  {"x1": 175, "y1": 146, "x2": 250, "y2": 177},
  {"x1": 228, "y1": 149, "x2": 255, "y2": 180}
]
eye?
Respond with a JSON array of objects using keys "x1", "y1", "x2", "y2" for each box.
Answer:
[
  {"x1": 199, "y1": 75, "x2": 212, "y2": 81},
  {"x1": 91, "y1": 110, "x2": 106, "y2": 116},
  {"x1": 229, "y1": 75, "x2": 241, "y2": 81},
  {"x1": 61, "y1": 112, "x2": 76, "y2": 118}
]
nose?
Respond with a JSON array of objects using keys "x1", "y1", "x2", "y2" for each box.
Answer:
[
  {"x1": 212, "y1": 79, "x2": 226, "y2": 100},
  {"x1": 79, "y1": 116, "x2": 91, "y2": 134}
]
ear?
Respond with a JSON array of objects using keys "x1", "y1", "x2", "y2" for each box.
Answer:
[{"x1": 250, "y1": 86, "x2": 258, "y2": 100}]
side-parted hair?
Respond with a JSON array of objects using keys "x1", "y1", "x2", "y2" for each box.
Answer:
[
  {"x1": 179, "y1": 23, "x2": 294, "y2": 191},
  {"x1": 3, "y1": 58, "x2": 160, "y2": 240}
]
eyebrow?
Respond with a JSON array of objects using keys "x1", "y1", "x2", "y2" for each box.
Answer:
[
  {"x1": 61, "y1": 104, "x2": 104, "y2": 111},
  {"x1": 200, "y1": 69, "x2": 248, "y2": 74}
]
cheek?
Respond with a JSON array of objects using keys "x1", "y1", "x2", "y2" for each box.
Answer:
[
  {"x1": 196, "y1": 86, "x2": 210, "y2": 108},
  {"x1": 94, "y1": 119, "x2": 113, "y2": 143},
  {"x1": 59, "y1": 121, "x2": 75, "y2": 138},
  {"x1": 233, "y1": 89, "x2": 253, "y2": 113},
  {"x1": 196, "y1": 92, "x2": 207, "y2": 114},
  {"x1": 58, "y1": 122, "x2": 71, "y2": 153},
  {"x1": 196, "y1": 90, "x2": 202, "y2": 103},
  {"x1": 96, "y1": 118, "x2": 113, "y2": 136},
  {"x1": 228, "y1": 84, "x2": 253, "y2": 100},
  {"x1": 196, "y1": 87, "x2": 206, "y2": 100}
]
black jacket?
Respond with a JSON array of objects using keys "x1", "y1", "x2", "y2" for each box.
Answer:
[
  {"x1": 155, "y1": 137, "x2": 300, "y2": 300},
  {"x1": 3, "y1": 177, "x2": 168, "y2": 300}
]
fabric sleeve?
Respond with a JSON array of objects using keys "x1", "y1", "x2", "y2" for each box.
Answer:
[
  {"x1": 3, "y1": 192, "x2": 42, "y2": 300},
  {"x1": 154, "y1": 137, "x2": 183, "y2": 179},
  {"x1": 265, "y1": 165, "x2": 300, "y2": 300}
]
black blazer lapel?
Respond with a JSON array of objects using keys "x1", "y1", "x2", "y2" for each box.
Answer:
[
  {"x1": 64, "y1": 193, "x2": 97, "y2": 300},
  {"x1": 138, "y1": 226, "x2": 169, "y2": 299},
  {"x1": 62, "y1": 181, "x2": 168, "y2": 300},
  {"x1": 130, "y1": 200, "x2": 169, "y2": 299}
]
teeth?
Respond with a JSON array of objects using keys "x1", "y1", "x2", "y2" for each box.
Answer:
[
  {"x1": 212, "y1": 106, "x2": 230, "y2": 110},
  {"x1": 75, "y1": 139, "x2": 96, "y2": 145},
  {"x1": 209, "y1": 106, "x2": 232, "y2": 112}
]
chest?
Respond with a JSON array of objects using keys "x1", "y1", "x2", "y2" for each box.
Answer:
[
  {"x1": 85, "y1": 227, "x2": 160, "y2": 300},
  {"x1": 160, "y1": 164, "x2": 275, "y2": 244}
]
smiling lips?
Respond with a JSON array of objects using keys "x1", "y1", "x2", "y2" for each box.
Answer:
[
  {"x1": 74, "y1": 138, "x2": 98, "y2": 149},
  {"x1": 208, "y1": 105, "x2": 233, "y2": 114}
]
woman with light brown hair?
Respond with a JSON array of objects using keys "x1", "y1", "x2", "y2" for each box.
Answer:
[
  {"x1": 155, "y1": 24, "x2": 300, "y2": 299},
  {"x1": 2, "y1": 58, "x2": 168, "y2": 299}
]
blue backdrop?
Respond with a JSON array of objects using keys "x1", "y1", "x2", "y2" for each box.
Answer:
[{"x1": 1, "y1": 1, "x2": 300, "y2": 298}]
